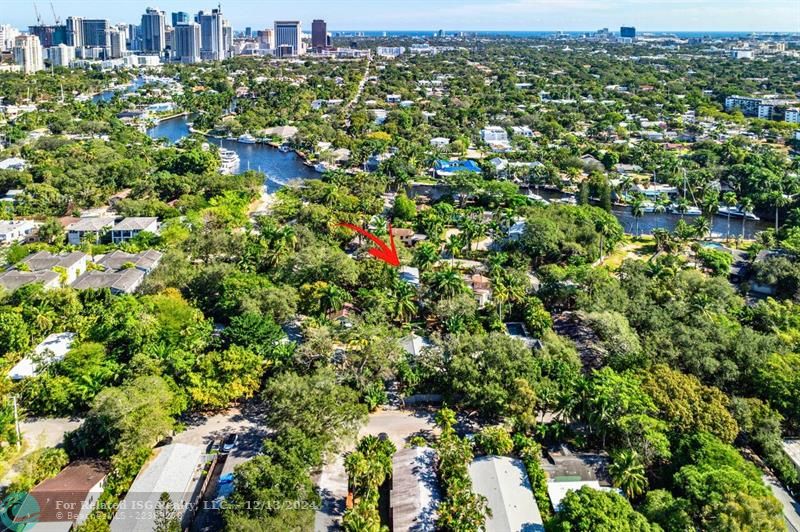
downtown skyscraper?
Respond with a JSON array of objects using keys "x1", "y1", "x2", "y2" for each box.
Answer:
[{"x1": 141, "y1": 7, "x2": 166, "y2": 54}]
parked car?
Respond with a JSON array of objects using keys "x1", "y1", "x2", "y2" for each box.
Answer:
[{"x1": 222, "y1": 433, "x2": 238, "y2": 452}]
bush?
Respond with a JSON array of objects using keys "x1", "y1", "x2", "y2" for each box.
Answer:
[
  {"x1": 474, "y1": 426, "x2": 514, "y2": 456},
  {"x1": 8, "y1": 447, "x2": 69, "y2": 493}
]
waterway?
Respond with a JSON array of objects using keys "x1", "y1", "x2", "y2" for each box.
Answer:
[
  {"x1": 529, "y1": 188, "x2": 769, "y2": 238},
  {"x1": 147, "y1": 115, "x2": 769, "y2": 237},
  {"x1": 146, "y1": 115, "x2": 318, "y2": 192}
]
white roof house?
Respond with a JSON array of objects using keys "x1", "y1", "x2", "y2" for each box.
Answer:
[
  {"x1": 430, "y1": 137, "x2": 450, "y2": 148},
  {"x1": 468, "y1": 455, "x2": 544, "y2": 532},
  {"x1": 400, "y1": 333, "x2": 432, "y2": 358},
  {"x1": 110, "y1": 443, "x2": 205, "y2": 532},
  {"x1": 399, "y1": 266, "x2": 421, "y2": 288},
  {"x1": 0, "y1": 157, "x2": 27, "y2": 170},
  {"x1": 546, "y1": 481, "x2": 621, "y2": 511},
  {"x1": 8, "y1": 332, "x2": 76, "y2": 380},
  {"x1": 481, "y1": 126, "x2": 508, "y2": 143},
  {"x1": 391, "y1": 446, "x2": 441, "y2": 532},
  {"x1": 0, "y1": 220, "x2": 37, "y2": 244},
  {"x1": 507, "y1": 219, "x2": 527, "y2": 241}
]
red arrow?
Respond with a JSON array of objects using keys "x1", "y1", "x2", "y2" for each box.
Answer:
[{"x1": 338, "y1": 222, "x2": 400, "y2": 267}]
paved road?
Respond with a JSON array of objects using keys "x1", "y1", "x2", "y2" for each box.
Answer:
[
  {"x1": 182, "y1": 404, "x2": 267, "y2": 532},
  {"x1": 1, "y1": 417, "x2": 82, "y2": 487},
  {"x1": 764, "y1": 475, "x2": 800, "y2": 532},
  {"x1": 314, "y1": 408, "x2": 439, "y2": 531}
]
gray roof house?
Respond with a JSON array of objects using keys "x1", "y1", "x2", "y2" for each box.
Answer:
[
  {"x1": 0, "y1": 270, "x2": 60, "y2": 292},
  {"x1": 22, "y1": 251, "x2": 88, "y2": 284},
  {"x1": 391, "y1": 446, "x2": 441, "y2": 532},
  {"x1": 468, "y1": 455, "x2": 544, "y2": 532},
  {"x1": 71, "y1": 268, "x2": 145, "y2": 295},
  {"x1": 96, "y1": 250, "x2": 163, "y2": 273},
  {"x1": 110, "y1": 217, "x2": 159, "y2": 244},
  {"x1": 110, "y1": 443, "x2": 206, "y2": 532},
  {"x1": 66, "y1": 217, "x2": 115, "y2": 245}
]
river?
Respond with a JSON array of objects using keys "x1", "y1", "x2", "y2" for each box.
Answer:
[
  {"x1": 146, "y1": 115, "x2": 318, "y2": 192},
  {"x1": 147, "y1": 116, "x2": 769, "y2": 237}
]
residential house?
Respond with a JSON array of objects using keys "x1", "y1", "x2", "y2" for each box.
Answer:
[
  {"x1": 468, "y1": 455, "x2": 544, "y2": 532},
  {"x1": 399, "y1": 266, "x2": 421, "y2": 288},
  {"x1": 0, "y1": 189, "x2": 24, "y2": 203},
  {"x1": 386, "y1": 94, "x2": 402, "y2": 103},
  {"x1": 0, "y1": 270, "x2": 60, "y2": 292},
  {"x1": 481, "y1": 126, "x2": 508, "y2": 143},
  {"x1": 489, "y1": 157, "x2": 508, "y2": 174},
  {"x1": 110, "y1": 443, "x2": 206, "y2": 532},
  {"x1": 507, "y1": 219, "x2": 527, "y2": 241},
  {"x1": 111, "y1": 217, "x2": 159, "y2": 244},
  {"x1": 18, "y1": 460, "x2": 110, "y2": 531},
  {"x1": 390, "y1": 447, "x2": 441, "y2": 532},
  {"x1": 70, "y1": 268, "x2": 145, "y2": 295},
  {"x1": 66, "y1": 217, "x2": 115, "y2": 245},
  {"x1": 96, "y1": 250, "x2": 164, "y2": 273},
  {"x1": 392, "y1": 227, "x2": 416, "y2": 246},
  {"x1": 511, "y1": 125, "x2": 534, "y2": 137},
  {"x1": 541, "y1": 446, "x2": 616, "y2": 511},
  {"x1": 0, "y1": 157, "x2": 27, "y2": 170},
  {"x1": 465, "y1": 273, "x2": 492, "y2": 308},
  {"x1": 400, "y1": 333, "x2": 432, "y2": 358},
  {"x1": 433, "y1": 159, "x2": 481, "y2": 178},
  {"x1": 0, "y1": 220, "x2": 37, "y2": 244},
  {"x1": 22, "y1": 251, "x2": 88, "y2": 284},
  {"x1": 327, "y1": 303, "x2": 358, "y2": 328},
  {"x1": 430, "y1": 137, "x2": 450, "y2": 149},
  {"x1": 8, "y1": 332, "x2": 75, "y2": 380},
  {"x1": 262, "y1": 125, "x2": 298, "y2": 140}
]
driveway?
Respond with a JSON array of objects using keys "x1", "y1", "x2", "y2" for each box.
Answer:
[
  {"x1": 1, "y1": 417, "x2": 82, "y2": 487},
  {"x1": 764, "y1": 475, "x2": 800, "y2": 532},
  {"x1": 314, "y1": 408, "x2": 439, "y2": 531},
  {"x1": 174, "y1": 402, "x2": 267, "y2": 452}
]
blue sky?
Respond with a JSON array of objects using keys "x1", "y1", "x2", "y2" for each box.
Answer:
[{"x1": 5, "y1": 0, "x2": 800, "y2": 32}]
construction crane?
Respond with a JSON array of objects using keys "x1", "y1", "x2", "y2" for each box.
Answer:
[
  {"x1": 50, "y1": 2, "x2": 60, "y2": 24},
  {"x1": 33, "y1": 1, "x2": 42, "y2": 25}
]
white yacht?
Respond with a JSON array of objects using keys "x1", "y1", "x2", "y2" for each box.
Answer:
[
  {"x1": 314, "y1": 162, "x2": 333, "y2": 173},
  {"x1": 527, "y1": 192, "x2": 550, "y2": 205},
  {"x1": 278, "y1": 144, "x2": 291, "y2": 153},
  {"x1": 670, "y1": 203, "x2": 702, "y2": 216},
  {"x1": 718, "y1": 206, "x2": 760, "y2": 220},
  {"x1": 219, "y1": 148, "x2": 240, "y2": 175},
  {"x1": 238, "y1": 133, "x2": 257, "y2": 144}
]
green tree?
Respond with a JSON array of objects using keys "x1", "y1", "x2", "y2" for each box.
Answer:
[
  {"x1": 608, "y1": 449, "x2": 648, "y2": 499},
  {"x1": 549, "y1": 486, "x2": 658, "y2": 531}
]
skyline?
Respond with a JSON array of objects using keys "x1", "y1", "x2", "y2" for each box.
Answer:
[{"x1": 3, "y1": 0, "x2": 799, "y2": 33}]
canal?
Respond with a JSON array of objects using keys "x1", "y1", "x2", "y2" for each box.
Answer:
[
  {"x1": 146, "y1": 115, "x2": 318, "y2": 192},
  {"x1": 147, "y1": 116, "x2": 769, "y2": 237}
]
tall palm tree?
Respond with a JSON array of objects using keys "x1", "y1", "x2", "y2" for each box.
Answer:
[
  {"x1": 430, "y1": 267, "x2": 468, "y2": 298},
  {"x1": 320, "y1": 284, "x2": 349, "y2": 316},
  {"x1": 445, "y1": 234, "x2": 465, "y2": 264},
  {"x1": 630, "y1": 196, "x2": 644, "y2": 236},
  {"x1": 609, "y1": 449, "x2": 648, "y2": 500},
  {"x1": 740, "y1": 197, "x2": 754, "y2": 239},
  {"x1": 722, "y1": 191, "x2": 737, "y2": 241},
  {"x1": 413, "y1": 241, "x2": 440, "y2": 271},
  {"x1": 493, "y1": 280, "x2": 509, "y2": 320},
  {"x1": 772, "y1": 190, "x2": 792, "y2": 233},
  {"x1": 389, "y1": 279, "x2": 417, "y2": 323}
]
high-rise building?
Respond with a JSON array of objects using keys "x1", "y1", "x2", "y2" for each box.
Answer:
[
  {"x1": 29, "y1": 25, "x2": 67, "y2": 47},
  {"x1": 257, "y1": 29, "x2": 273, "y2": 49},
  {"x1": 110, "y1": 27, "x2": 127, "y2": 58},
  {"x1": 46, "y1": 43, "x2": 75, "y2": 67},
  {"x1": 223, "y1": 24, "x2": 233, "y2": 58},
  {"x1": 141, "y1": 7, "x2": 166, "y2": 54},
  {"x1": 620, "y1": 26, "x2": 636, "y2": 39},
  {"x1": 0, "y1": 25, "x2": 20, "y2": 51},
  {"x1": 245, "y1": 27, "x2": 252, "y2": 38},
  {"x1": 311, "y1": 19, "x2": 327, "y2": 50},
  {"x1": 274, "y1": 20, "x2": 302, "y2": 56},
  {"x1": 173, "y1": 22, "x2": 201, "y2": 63},
  {"x1": 197, "y1": 9, "x2": 225, "y2": 61},
  {"x1": 171, "y1": 11, "x2": 189, "y2": 26},
  {"x1": 13, "y1": 35, "x2": 44, "y2": 74},
  {"x1": 65, "y1": 17, "x2": 83, "y2": 47},
  {"x1": 127, "y1": 24, "x2": 141, "y2": 51},
  {"x1": 82, "y1": 19, "x2": 111, "y2": 48}
]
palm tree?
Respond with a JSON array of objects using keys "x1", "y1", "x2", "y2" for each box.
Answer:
[
  {"x1": 722, "y1": 192, "x2": 737, "y2": 241},
  {"x1": 412, "y1": 242, "x2": 440, "y2": 271},
  {"x1": 430, "y1": 267, "x2": 468, "y2": 298},
  {"x1": 389, "y1": 279, "x2": 417, "y2": 323},
  {"x1": 609, "y1": 449, "x2": 648, "y2": 499},
  {"x1": 445, "y1": 234, "x2": 465, "y2": 264},
  {"x1": 320, "y1": 284, "x2": 349, "y2": 316},
  {"x1": 772, "y1": 190, "x2": 792, "y2": 233},
  {"x1": 630, "y1": 196, "x2": 644, "y2": 236},
  {"x1": 740, "y1": 197, "x2": 754, "y2": 239},
  {"x1": 701, "y1": 192, "x2": 719, "y2": 238},
  {"x1": 493, "y1": 280, "x2": 509, "y2": 320}
]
